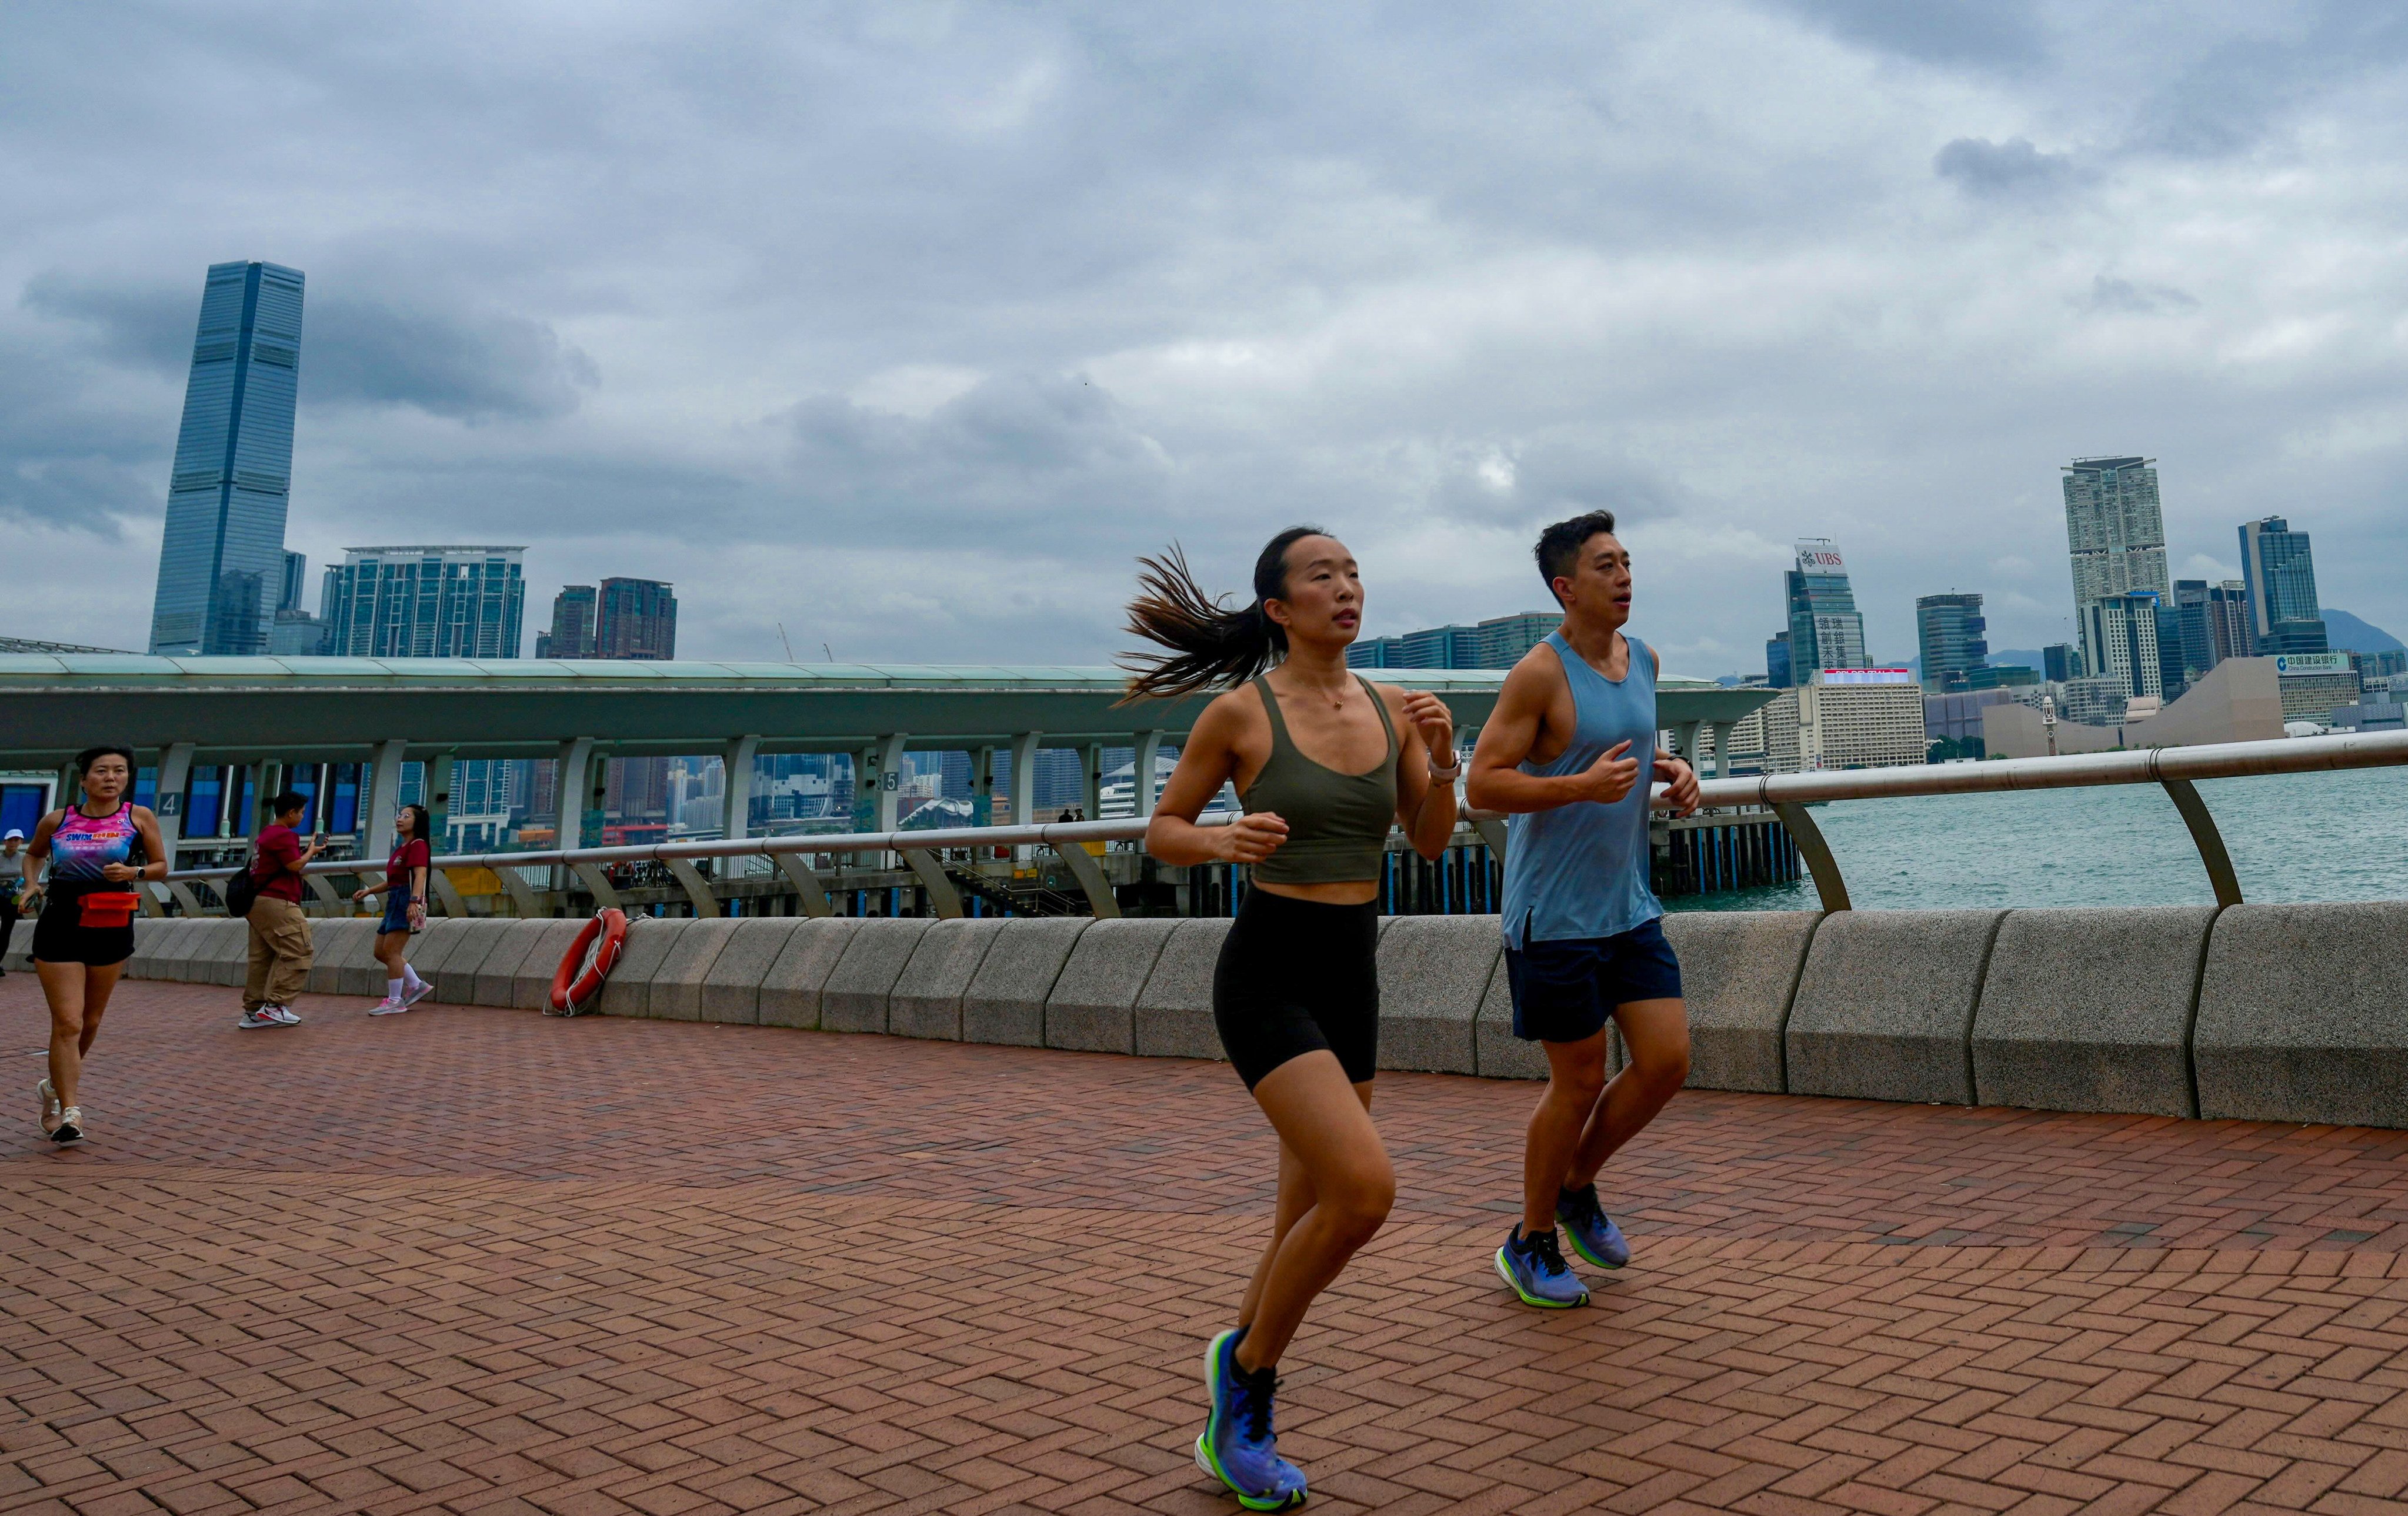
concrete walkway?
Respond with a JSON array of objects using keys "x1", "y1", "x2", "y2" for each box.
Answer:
[{"x1": 5, "y1": 977, "x2": 2407, "y2": 1515}]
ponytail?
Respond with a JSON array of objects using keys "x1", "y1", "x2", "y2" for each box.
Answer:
[{"x1": 1119, "y1": 526, "x2": 1328, "y2": 702}]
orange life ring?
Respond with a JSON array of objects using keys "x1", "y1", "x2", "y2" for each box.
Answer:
[{"x1": 548, "y1": 908, "x2": 628, "y2": 1016}]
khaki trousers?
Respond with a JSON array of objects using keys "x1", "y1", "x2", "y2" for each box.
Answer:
[{"x1": 244, "y1": 897, "x2": 314, "y2": 1010}]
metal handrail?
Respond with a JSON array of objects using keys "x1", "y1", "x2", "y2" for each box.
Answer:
[{"x1": 162, "y1": 727, "x2": 2408, "y2": 917}]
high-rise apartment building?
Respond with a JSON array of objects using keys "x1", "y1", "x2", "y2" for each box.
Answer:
[
  {"x1": 1914, "y1": 592, "x2": 1989, "y2": 693},
  {"x1": 596, "y1": 577, "x2": 676, "y2": 660},
  {"x1": 2080, "y1": 589, "x2": 2164, "y2": 701},
  {"x1": 535, "y1": 584, "x2": 598, "y2": 659},
  {"x1": 2043, "y1": 643, "x2": 2080, "y2": 683},
  {"x1": 2237, "y1": 516, "x2": 2329, "y2": 656},
  {"x1": 148, "y1": 261, "x2": 306, "y2": 655},
  {"x1": 320, "y1": 546, "x2": 527, "y2": 659},
  {"x1": 1783, "y1": 540, "x2": 1867, "y2": 682},
  {"x1": 1346, "y1": 610, "x2": 1557, "y2": 670},
  {"x1": 1795, "y1": 669, "x2": 1926, "y2": 770},
  {"x1": 2063, "y1": 456, "x2": 2170, "y2": 682}
]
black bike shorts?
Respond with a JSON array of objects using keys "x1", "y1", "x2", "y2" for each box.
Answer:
[{"x1": 1212, "y1": 889, "x2": 1379, "y2": 1090}]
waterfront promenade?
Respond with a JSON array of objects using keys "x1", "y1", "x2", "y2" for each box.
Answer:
[{"x1": 6, "y1": 979, "x2": 2408, "y2": 1515}]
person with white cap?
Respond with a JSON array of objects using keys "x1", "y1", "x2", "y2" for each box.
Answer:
[{"x1": 0, "y1": 827, "x2": 25, "y2": 973}]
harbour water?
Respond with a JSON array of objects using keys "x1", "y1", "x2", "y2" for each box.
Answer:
[{"x1": 1671, "y1": 766, "x2": 2408, "y2": 913}]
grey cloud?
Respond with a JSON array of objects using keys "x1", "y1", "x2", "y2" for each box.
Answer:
[
  {"x1": 306, "y1": 299, "x2": 598, "y2": 422},
  {"x1": 2077, "y1": 276, "x2": 2200, "y2": 315},
  {"x1": 2123, "y1": 5, "x2": 2408, "y2": 159},
  {"x1": 1759, "y1": 0, "x2": 2050, "y2": 70},
  {"x1": 19, "y1": 272, "x2": 595, "y2": 423},
  {"x1": 785, "y1": 373, "x2": 1170, "y2": 521},
  {"x1": 1934, "y1": 136, "x2": 2083, "y2": 198},
  {"x1": 1433, "y1": 440, "x2": 1689, "y2": 530}
]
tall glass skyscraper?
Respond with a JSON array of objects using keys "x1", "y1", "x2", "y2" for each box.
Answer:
[
  {"x1": 1783, "y1": 539, "x2": 1867, "y2": 683},
  {"x1": 148, "y1": 261, "x2": 306, "y2": 655},
  {"x1": 1914, "y1": 592, "x2": 1989, "y2": 693},
  {"x1": 2237, "y1": 516, "x2": 2329, "y2": 656},
  {"x1": 596, "y1": 577, "x2": 678, "y2": 660},
  {"x1": 320, "y1": 546, "x2": 527, "y2": 659},
  {"x1": 2063, "y1": 456, "x2": 2169, "y2": 683}
]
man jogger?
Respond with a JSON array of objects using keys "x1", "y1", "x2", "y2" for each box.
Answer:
[{"x1": 1467, "y1": 509, "x2": 1700, "y2": 1307}]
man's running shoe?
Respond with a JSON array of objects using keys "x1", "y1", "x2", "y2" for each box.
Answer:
[
  {"x1": 1195, "y1": 1327, "x2": 1306, "y2": 1511},
  {"x1": 37, "y1": 1077, "x2": 60, "y2": 1136},
  {"x1": 50, "y1": 1107, "x2": 83, "y2": 1146},
  {"x1": 369, "y1": 998, "x2": 409, "y2": 1016},
  {"x1": 401, "y1": 979, "x2": 434, "y2": 1008},
  {"x1": 237, "y1": 1009, "x2": 283, "y2": 1030},
  {"x1": 1495, "y1": 1224, "x2": 1589, "y2": 1308},
  {"x1": 1557, "y1": 1183, "x2": 1631, "y2": 1270},
  {"x1": 266, "y1": 1006, "x2": 302, "y2": 1025}
]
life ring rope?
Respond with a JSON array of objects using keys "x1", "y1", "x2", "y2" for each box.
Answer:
[{"x1": 548, "y1": 909, "x2": 628, "y2": 1016}]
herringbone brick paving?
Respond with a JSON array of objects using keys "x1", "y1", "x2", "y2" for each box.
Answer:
[{"x1": 3, "y1": 977, "x2": 2406, "y2": 1514}]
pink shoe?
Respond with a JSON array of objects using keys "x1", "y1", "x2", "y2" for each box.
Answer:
[{"x1": 368, "y1": 997, "x2": 408, "y2": 1016}]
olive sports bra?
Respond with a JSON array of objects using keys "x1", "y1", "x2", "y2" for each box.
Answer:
[{"x1": 1239, "y1": 675, "x2": 1398, "y2": 884}]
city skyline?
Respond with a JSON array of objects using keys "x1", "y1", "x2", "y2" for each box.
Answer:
[{"x1": 10, "y1": 8, "x2": 2408, "y2": 669}]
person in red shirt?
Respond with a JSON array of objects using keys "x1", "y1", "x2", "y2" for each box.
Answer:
[
  {"x1": 351, "y1": 804, "x2": 433, "y2": 1013},
  {"x1": 238, "y1": 793, "x2": 323, "y2": 1030}
]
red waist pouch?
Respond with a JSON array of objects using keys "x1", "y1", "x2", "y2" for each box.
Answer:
[{"x1": 78, "y1": 892, "x2": 142, "y2": 928}]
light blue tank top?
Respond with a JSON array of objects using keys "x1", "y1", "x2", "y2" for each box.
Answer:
[{"x1": 1500, "y1": 630, "x2": 1662, "y2": 948}]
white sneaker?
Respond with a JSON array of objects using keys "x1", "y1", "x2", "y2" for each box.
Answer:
[
  {"x1": 402, "y1": 979, "x2": 434, "y2": 1007},
  {"x1": 238, "y1": 1009, "x2": 282, "y2": 1029},
  {"x1": 369, "y1": 999, "x2": 409, "y2": 1016},
  {"x1": 36, "y1": 1077, "x2": 59, "y2": 1135},
  {"x1": 50, "y1": 1106, "x2": 82, "y2": 1146},
  {"x1": 266, "y1": 1006, "x2": 302, "y2": 1025}
]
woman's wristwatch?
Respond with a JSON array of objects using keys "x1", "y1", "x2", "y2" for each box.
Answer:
[{"x1": 1428, "y1": 749, "x2": 1462, "y2": 780}]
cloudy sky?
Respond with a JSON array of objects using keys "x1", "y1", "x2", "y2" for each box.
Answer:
[{"x1": 6, "y1": 0, "x2": 2407, "y2": 672}]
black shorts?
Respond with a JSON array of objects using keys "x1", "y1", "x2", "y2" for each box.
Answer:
[
  {"x1": 29, "y1": 890, "x2": 135, "y2": 969},
  {"x1": 1506, "y1": 917, "x2": 1683, "y2": 1045},
  {"x1": 1213, "y1": 890, "x2": 1379, "y2": 1090}
]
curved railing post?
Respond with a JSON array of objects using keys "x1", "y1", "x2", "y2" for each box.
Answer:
[
  {"x1": 2158, "y1": 776, "x2": 2243, "y2": 907},
  {"x1": 900, "y1": 849, "x2": 965, "y2": 918},
  {"x1": 663, "y1": 856, "x2": 721, "y2": 917},
  {"x1": 1773, "y1": 800, "x2": 1850, "y2": 914},
  {"x1": 774, "y1": 854, "x2": 835, "y2": 917}
]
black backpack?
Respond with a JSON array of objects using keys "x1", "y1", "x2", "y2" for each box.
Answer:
[{"x1": 223, "y1": 849, "x2": 268, "y2": 919}]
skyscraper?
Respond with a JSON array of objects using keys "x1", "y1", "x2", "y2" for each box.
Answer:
[
  {"x1": 596, "y1": 578, "x2": 677, "y2": 660},
  {"x1": 278, "y1": 551, "x2": 308, "y2": 613},
  {"x1": 1914, "y1": 592, "x2": 1989, "y2": 693},
  {"x1": 536, "y1": 585, "x2": 598, "y2": 659},
  {"x1": 148, "y1": 261, "x2": 306, "y2": 655},
  {"x1": 320, "y1": 546, "x2": 527, "y2": 659},
  {"x1": 1784, "y1": 540, "x2": 1867, "y2": 679},
  {"x1": 2237, "y1": 516, "x2": 2329, "y2": 656},
  {"x1": 2169, "y1": 579, "x2": 2253, "y2": 686},
  {"x1": 1766, "y1": 631, "x2": 1792, "y2": 689},
  {"x1": 2063, "y1": 456, "x2": 2169, "y2": 682},
  {"x1": 2080, "y1": 590, "x2": 2164, "y2": 701}
]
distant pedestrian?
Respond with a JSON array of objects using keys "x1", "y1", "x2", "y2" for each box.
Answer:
[
  {"x1": 237, "y1": 792, "x2": 323, "y2": 1030},
  {"x1": 0, "y1": 828, "x2": 26, "y2": 973},
  {"x1": 351, "y1": 804, "x2": 432, "y2": 1014},
  {"x1": 1467, "y1": 510, "x2": 1700, "y2": 1310},
  {"x1": 19, "y1": 746, "x2": 168, "y2": 1146}
]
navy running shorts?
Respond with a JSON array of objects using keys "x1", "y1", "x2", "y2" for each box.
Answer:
[{"x1": 1506, "y1": 917, "x2": 1683, "y2": 1045}]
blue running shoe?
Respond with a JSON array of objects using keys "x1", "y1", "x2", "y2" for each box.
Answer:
[
  {"x1": 1196, "y1": 1328, "x2": 1307, "y2": 1511},
  {"x1": 1494, "y1": 1224, "x2": 1589, "y2": 1308},
  {"x1": 1557, "y1": 1183, "x2": 1630, "y2": 1270}
]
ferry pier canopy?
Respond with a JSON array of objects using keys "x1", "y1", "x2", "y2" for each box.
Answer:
[{"x1": 0, "y1": 653, "x2": 1776, "y2": 844}]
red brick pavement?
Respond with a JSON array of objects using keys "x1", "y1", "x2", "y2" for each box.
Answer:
[{"x1": 4, "y1": 976, "x2": 2407, "y2": 1515}]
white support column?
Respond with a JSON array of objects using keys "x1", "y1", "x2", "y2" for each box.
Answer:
[
  {"x1": 1673, "y1": 719, "x2": 1703, "y2": 766},
  {"x1": 873, "y1": 732, "x2": 908, "y2": 833},
  {"x1": 55, "y1": 762, "x2": 79, "y2": 816},
  {"x1": 148, "y1": 742, "x2": 195, "y2": 914},
  {"x1": 1008, "y1": 733, "x2": 1039, "y2": 829},
  {"x1": 253, "y1": 762, "x2": 285, "y2": 836},
  {"x1": 1132, "y1": 730, "x2": 1165, "y2": 817},
  {"x1": 425, "y1": 752, "x2": 456, "y2": 852},
  {"x1": 364, "y1": 740, "x2": 408, "y2": 858},
  {"x1": 1709, "y1": 720, "x2": 1736, "y2": 780},
  {"x1": 1083, "y1": 742, "x2": 1105, "y2": 820},
  {"x1": 722, "y1": 734, "x2": 759, "y2": 841},
  {"x1": 555, "y1": 739, "x2": 595, "y2": 853}
]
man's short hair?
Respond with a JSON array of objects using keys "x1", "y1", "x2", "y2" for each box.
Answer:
[
  {"x1": 269, "y1": 791, "x2": 310, "y2": 817},
  {"x1": 1535, "y1": 510, "x2": 1620, "y2": 603}
]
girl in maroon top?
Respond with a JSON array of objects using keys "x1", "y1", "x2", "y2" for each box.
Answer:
[{"x1": 351, "y1": 804, "x2": 432, "y2": 1013}]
